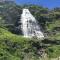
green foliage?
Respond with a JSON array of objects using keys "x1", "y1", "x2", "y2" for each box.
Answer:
[
  {"x1": 0, "y1": 48, "x2": 20, "y2": 60},
  {"x1": 0, "y1": 27, "x2": 42, "y2": 60},
  {"x1": 46, "y1": 45, "x2": 60, "y2": 58}
]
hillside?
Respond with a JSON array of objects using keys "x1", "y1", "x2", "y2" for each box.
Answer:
[{"x1": 0, "y1": 1, "x2": 60, "y2": 60}]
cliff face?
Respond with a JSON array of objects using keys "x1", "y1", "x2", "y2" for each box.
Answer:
[
  {"x1": 0, "y1": 1, "x2": 22, "y2": 25},
  {"x1": 0, "y1": 2, "x2": 48, "y2": 35},
  {"x1": 0, "y1": 1, "x2": 60, "y2": 35},
  {"x1": 0, "y1": 2, "x2": 49, "y2": 25}
]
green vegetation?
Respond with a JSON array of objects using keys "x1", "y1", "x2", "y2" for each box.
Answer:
[
  {"x1": 46, "y1": 45, "x2": 60, "y2": 58},
  {"x1": 0, "y1": 1, "x2": 60, "y2": 60},
  {"x1": 0, "y1": 27, "x2": 43, "y2": 60}
]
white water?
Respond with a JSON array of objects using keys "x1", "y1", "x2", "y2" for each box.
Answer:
[{"x1": 21, "y1": 9, "x2": 44, "y2": 38}]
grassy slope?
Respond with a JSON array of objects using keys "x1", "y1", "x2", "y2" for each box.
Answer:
[
  {"x1": 0, "y1": 19, "x2": 60, "y2": 60},
  {"x1": 47, "y1": 20, "x2": 60, "y2": 30},
  {"x1": 46, "y1": 19, "x2": 60, "y2": 59},
  {"x1": 0, "y1": 27, "x2": 29, "y2": 60},
  {"x1": 0, "y1": 27, "x2": 42, "y2": 60},
  {"x1": 46, "y1": 20, "x2": 60, "y2": 40},
  {"x1": 0, "y1": 27, "x2": 60, "y2": 60}
]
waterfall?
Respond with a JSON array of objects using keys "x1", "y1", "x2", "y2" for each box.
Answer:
[{"x1": 21, "y1": 9, "x2": 44, "y2": 38}]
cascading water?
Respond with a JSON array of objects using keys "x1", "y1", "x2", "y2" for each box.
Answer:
[{"x1": 21, "y1": 9, "x2": 44, "y2": 38}]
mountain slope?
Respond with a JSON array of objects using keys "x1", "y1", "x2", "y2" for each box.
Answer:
[{"x1": 0, "y1": 1, "x2": 60, "y2": 60}]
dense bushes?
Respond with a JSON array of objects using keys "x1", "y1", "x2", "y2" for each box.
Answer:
[{"x1": 0, "y1": 27, "x2": 44, "y2": 60}]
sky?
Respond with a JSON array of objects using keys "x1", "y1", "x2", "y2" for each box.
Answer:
[{"x1": 15, "y1": 0, "x2": 60, "y2": 9}]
